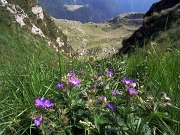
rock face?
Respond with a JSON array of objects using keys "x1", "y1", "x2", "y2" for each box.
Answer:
[
  {"x1": 56, "y1": 37, "x2": 64, "y2": 47},
  {"x1": 32, "y1": 5, "x2": 44, "y2": 20},
  {"x1": 1, "y1": 0, "x2": 28, "y2": 27},
  {"x1": 0, "y1": 0, "x2": 7, "y2": 6},
  {"x1": 31, "y1": 24, "x2": 45, "y2": 37},
  {"x1": 118, "y1": 0, "x2": 180, "y2": 54}
]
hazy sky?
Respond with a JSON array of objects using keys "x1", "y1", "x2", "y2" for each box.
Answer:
[{"x1": 114, "y1": 0, "x2": 160, "y2": 13}]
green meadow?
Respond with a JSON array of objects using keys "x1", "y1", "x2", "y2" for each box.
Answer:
[
  {"x1": 1, "y1": 24, "x2": 180, "y2": 135},
  {"x1": 1, "y1": 0, "x2": 180, "y2": 134}
]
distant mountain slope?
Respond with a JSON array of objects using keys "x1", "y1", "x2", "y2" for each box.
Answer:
[
  {"x1": 37, "y1": 0, "x2": 123, "y2": 23},
  {"x1": 37, "y1": 0, "x2": 159, "y2": 23},
  {"x1": 119, "y1": 0, "x2": 180, "y2": 54},
  {"x1": 106, "y1": 12, "x2": 144, "y2": 29}
]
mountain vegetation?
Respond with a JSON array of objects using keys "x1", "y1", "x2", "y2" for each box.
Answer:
[{"x1": 0, "y1": 0, "x2": 180, "y2": 135}]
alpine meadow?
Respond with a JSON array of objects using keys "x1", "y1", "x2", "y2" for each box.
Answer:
[{"x1": 0, "y1": 0, "x2": 180, "y2": 135}]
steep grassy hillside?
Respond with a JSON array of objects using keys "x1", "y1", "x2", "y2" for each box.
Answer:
[
  {"x1": 119, "y1": 0, "x2": 180, "y2": 53},
  {"x1": 0, "y1": 0, "x2": 71, "y2": 97},
  {"x1": 0, "y1": 0, "x2": 73, "y2": 68},
  {"x1": 0, "y1": 0, "x2": 72, "y2": 54}
]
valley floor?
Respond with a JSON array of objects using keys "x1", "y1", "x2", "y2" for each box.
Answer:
[{"x1": 53, "y1": 18, "x2": 140, "y2": 59}]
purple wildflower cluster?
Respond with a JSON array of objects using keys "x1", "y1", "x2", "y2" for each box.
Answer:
[
  {"x1": 98, "y1": 96, "x2": 107, "y2": 102},
  {"x1": 34, "y1": 117, "x2": 44, "y2": 126},
  {"x1": 35, "y1": 97, "x2": 54, "y2": 108},
  {"x1": 33, "y1": 68, "x2": 139, "y2": 128},
  {"x1": 98, "y1": 96, "x2": 116, "y2": 111},
  {"x1": 56, "y1": 70, "x2": 81, "y2": 89},
  {"x1": 123, "y1": 77, "x2": 138, "y2": 95},
  {"x1": 107, "y1": 102, "x2": 116, "y2": 111},
  {"x1": 56, "y1": 83, "x2": 65, "y2": 89},
  {"x1": 106, "y1": 70, "x2": 113, "y2": 76},
  {"x1": 112, "y1": 90, "x2": 119, "y2": 95},
  {"x1": 69, "y1": 70, "x2": 75, "y2": 76},
  {"x1": 34, "y1": 97, "x2": 54, "y2": 126}
]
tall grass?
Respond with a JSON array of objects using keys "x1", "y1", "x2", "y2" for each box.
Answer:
[
  {"x1": 1, "y1": 27, "x2": 180, "y2": 135},
  {"x1": 125, "y1": 42, "x2": 180, "y2": 134}
]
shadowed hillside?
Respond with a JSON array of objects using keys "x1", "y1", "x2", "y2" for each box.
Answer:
[{"x1": 119, "y1": 0, "x2": 180, "y2": 54}]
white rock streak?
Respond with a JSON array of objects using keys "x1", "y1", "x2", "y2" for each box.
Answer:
[
  {"x1": 31, "y1": 24, "x2": 45, "y2": 37},
  {"x1": 0, "y1": 0, "x2": 8, "y2": 6},
  {"x1": 56, "y1": 37, "x2": 64, "y2": 47},
  {"x1": 0, "y1": 0, "x2": 28, "y2": 27},
  {"x1": 32, "y1": 5, "x2": 44, "y2": 20}
]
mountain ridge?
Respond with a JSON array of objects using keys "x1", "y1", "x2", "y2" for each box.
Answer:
[
  {"x1": 37, "y1": 0, "x2": 159, "y2": 23},
  {"x1": 37, "y1": 0, "x2": 123, "y2": 23}
]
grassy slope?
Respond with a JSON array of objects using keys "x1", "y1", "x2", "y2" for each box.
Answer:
[
  {"x1": 0, "y1": 0, "x2": 180, "y2": 134},
  {"x1": 0, "y1": 0, "x2": 69, "y2": 98},
  {"x1": 0, "y1": 2, "x2": 70, "y2": 133}
]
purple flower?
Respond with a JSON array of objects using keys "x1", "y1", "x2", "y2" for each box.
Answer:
[
  {"x1": 34, "y1": 117, "x2": 44, "y2": 126},
  {"x1": 56, "y1": 83, "x2": 64, "y2": 89},
  {"x1": 123, "y1": 77, "x2": 133, "y2": 84},
  {"x1": 112, "y1": 90, "x2": 119, "y2": 95},
  {"x1": 69, "y1": 77, "x2": 80, "y2": 86},
  {"x1": 35, "y1": 97, "x2": 54, "y2": 108},
  {"x1": 123, "y1": 77, "x2": 136, "y2": 87},
  {"x1": 106, "y1": 70, "x2": 113, "y2": 76},
  {"x1": 69, "y1": 70, "x2": 75, "y2": 76},
  {"x1": 98, "y1": 96, "x2": 107, "y2": 102},
  {"x1": 107, "y1": 102, "x2": 116, "y2": 111},
  {"x1": 128, "y1": 88, "x2": 138, "y2": 95}
]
